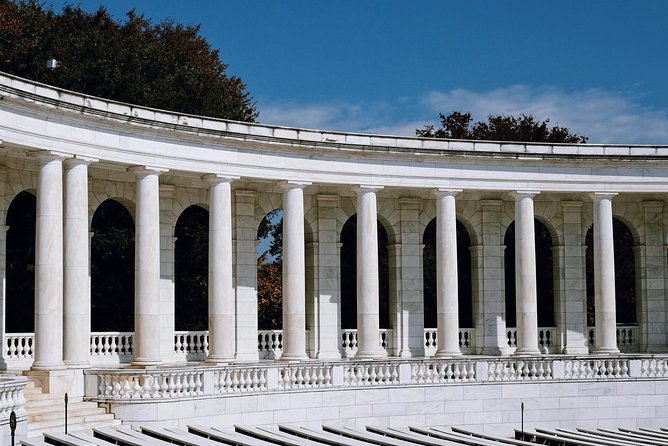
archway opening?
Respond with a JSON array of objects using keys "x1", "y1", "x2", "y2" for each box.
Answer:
[
  {"x1": 422, "y1": 219, "x2": 473, "y2": 328},
  {"x1": 257, "y1": 209, "x2": 282, "y2": 330},
  {"x1": 340, "y1": 214, "x2": 389, "y2": 329},
  {"x1": 6, "y1": 191, "x2": 36, "y2": 333},
  {"x1": 175, "y1": 205, "x2": 209, "y2": 331},
  {"x1": 585, "y1": 218, "x2": 636, "y2": 326},
  {"x1": 504, "y1": 219, "x2": 555, "y2": 327},
  {"x1": 91, "y1": 199, "x2": 135, "y2": 332}
]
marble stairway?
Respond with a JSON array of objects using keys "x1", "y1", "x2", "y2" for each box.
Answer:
[{"x1": 24, "y1": 380, "x2": 120, "y2": 438}]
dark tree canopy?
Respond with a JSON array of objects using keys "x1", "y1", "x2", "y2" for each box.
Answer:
[
  {"x1": 417, "y1": 111, "x2": 588, "y2": 143},
  {"x1": 257, "y1": 210, "x2": 283, "y2": 330},
  {"x1": 0, "y1": 0, "x2": 258, "y2": 121}
]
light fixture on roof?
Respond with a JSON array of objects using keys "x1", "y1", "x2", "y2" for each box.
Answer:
[{"x1": 46, "y1": 59, "x2": 60, "y2": 70}]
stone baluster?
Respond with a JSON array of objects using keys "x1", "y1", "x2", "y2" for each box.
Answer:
[
  {"x1": 204, "y1": 175, "x2": 236, "y2": 363},
  {"x1": 434, "y1": 189, "x2": 462, "y2": 357},
  {"x1": 355, "y1": 186, "x2": 385, "y2": 359},
  {"x1": 130, "y1": 166, "x2": 166, "y2": 366},
  {"x1": 514, "y1": 191, "x2": 541, "y2": 355},
  {"x1": 279, "y1": 181, "x2": 310, "y2": 361},
  {"x1": 591, "y1": 193, "x2": 619, "y2": 354},
  {"x1": 64, "y1": 156, "x2": 96, "y2": 368},
  {"x1": 32, "y1": 151, "x2": 68, "y2": 370}
]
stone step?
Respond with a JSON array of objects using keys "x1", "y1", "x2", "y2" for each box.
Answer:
[
  {"x1": 29, "y1": 405, "x2": 109, "y2": 422},
  {"x1": 28, "y1": 401, "x2": 100, "y2": 416},
  {"x1": 27, "y1": 418, "x2": 121, "y2": 438},
  {"x1": 27, "y1": 396, "x2": 84, "y2": 409},
  {"x1": 27, "y1": 412, "x2": 116, "y2": 432}
]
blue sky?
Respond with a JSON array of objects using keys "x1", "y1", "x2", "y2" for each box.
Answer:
[{"x1": 47, "y1": 1, "x2": 668, "y2": 144}]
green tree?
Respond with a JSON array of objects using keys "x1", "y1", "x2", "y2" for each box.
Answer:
[
  {"x1": 417, "y1": 111, "x2": 588, "y2": 143},
  {"x1": 0, "y1": 0, "x2": 257, "y2": 121}
]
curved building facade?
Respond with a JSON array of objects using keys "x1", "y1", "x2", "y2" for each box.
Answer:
[{"x1": 1, "y1": 71, "x2": 668, "y2": 434}]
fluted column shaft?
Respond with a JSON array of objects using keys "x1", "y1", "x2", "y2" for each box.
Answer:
[
  {"x1": 514, "y1": 191, "x2": 541, "y2": 355},
  {"x1": 63, "y1": 157, "x2": 96, "y2": 368},
  {"x1": 434, "y1": 190, "x2": 461, "y2": 357},
  {"x1": 355, "y1": 186, "x2": 384, "y2": 359},
  {"x1": 131, "y1": 166, "x2": 165, "y2": 366},
  {"x1": 205, "y1": 175, "x2": 236, "y2": 363},
  {"x1": 592, "y1": 193, "x2": 619, "y2": 353},
  {"x1": 32, "y1": 152, "x2": 68, "y2": 370},
  {"x1": 280, "y1": 182, "x2": 310, "y2": 361}
]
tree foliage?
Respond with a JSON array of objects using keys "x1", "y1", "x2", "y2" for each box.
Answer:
[
  {"x1": 417, "y1": 111, "x2": 588, "y2": 143},
  {"x1": 0, "y1": 0, "x2": 257, "y2": 121}
]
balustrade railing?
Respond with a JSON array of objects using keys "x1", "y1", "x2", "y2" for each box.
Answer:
[
  {"x1": 0, "y1": 376, "x2": 27, "y2": 418},
  {"x1": 341, "y1": 329, "x2": 393, "y2": 358},
  {"x1": 424, "y1": 328, "x2": 475, "y2": 356},
  {"x1": 4, "y1": 333, "x2": 34, "y2": 359},
  {"x1": 278, "y1": 364, "x2": 333, "y2": 389},
  {"x1": 90, "y1": 332, "x2": 134, "y2": 356},
  {"x1": 85, "y1": 354, "x2": 668, "y2": 401},
  {"x1": 587, "y1": 326, "x2": 637, "y2": 352},
  {"x1": 411, "y1": 360, "x2": 476, "y2": 383},
  {"x1": 174, "y1": 331, "x2": 208, "y2": 359},
  {"x1": 506, "y1": 327, "x2": 557, "y2": 353},
  {"x1": 96, "y1": 369, "x2": 204, "y2": 398}
]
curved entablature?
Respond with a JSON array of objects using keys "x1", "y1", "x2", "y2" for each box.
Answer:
[{"x1": 1, "y1": 70, "x2": 668, "y2": 193}]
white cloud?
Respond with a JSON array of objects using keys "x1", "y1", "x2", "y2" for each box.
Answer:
[
  {"x1": 256, "y1": 86, "x2": 668, "y2": 144},
  {"x1": 423, "y1": 86, "x2": 668, "y2": 144}
]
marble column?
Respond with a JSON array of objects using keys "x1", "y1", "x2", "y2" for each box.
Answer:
[
  {"x1": 355, "y1": 186, "x2": 385, "y2": 359},
  {"x1": 592, "y1": 193, "x2": 619, "y2": 354},
  {"x1": 205, "y1": 175, "x2": 236, "y2": 363},
  {"x1": 279, "y1": 181, "x2": 310, "y2": 361},
  {"x1": 130, "y1": 166, "x2": 166, "y2": 367},
  {"x1": 32, "y1": 151, "x2": 68, "y2": 370},
  {"x1": 514, "y1": 191, "x2": 541, "y2": 355},
  {"x1": 434, "y1": 189, "x2": 462, "y2": 357},
  {"x1": 63, "y1": 156, "x2": 96, "y2": 368}
]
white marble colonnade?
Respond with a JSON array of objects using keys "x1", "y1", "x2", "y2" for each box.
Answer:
[{"x1": 21, "y1": 156, "x2": 637, "y2": 370}]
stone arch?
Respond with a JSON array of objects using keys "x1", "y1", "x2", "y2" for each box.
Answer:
[
  {"x1": 504, "y1": 219, "x2": 555, "y2": 328},
  {"x1": 174, "y1": 205, "x2": 209, "y2": 331},
  {"x1": 91, "y1": 199, "x2": 135, "y2": 332},
  {"x1": 257, "y1": 208, "x2": 283, "y2": 330},
  {"x1": 422, "y1": 218, "x2": 473, "y2": 329},
  {"x1": 339, "y1": 214, "x2": 390, "y2": 330},
  {"x1": 5, "y1": 190, "x2": 36, "y2": 333},
  {"x1": 585, "y1": 217, "x2": 637, "y2": 326}
]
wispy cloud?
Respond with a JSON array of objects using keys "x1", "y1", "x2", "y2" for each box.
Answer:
[{"x1": 257, "y1": 86, "x2": 668, "y2": 144}]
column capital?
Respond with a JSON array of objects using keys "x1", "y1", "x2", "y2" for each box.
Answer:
[
  {"x1": 202, "y1": 174, "x2": 238, "y2": 185},
  {"x1": 514, "y1": 190, "x2": 540, "y2": 200},
  {"x1": 64, "y1": 155, "x2": 98, "y2": 167},
  {"x1": 431, "y1": 189, "x2": 462, "y2": 198},
  {"x1": 31, "y1": 149, "x2": 71, "y2": 163},
  {"x1": 589, "y1": 192, "x2": 618, "y2": 201},
  {"x1": 128, "y1": 166, "x2": 168, "y2": 177},
  {"x1": 354, "y1": 185, "x2": 383, "y2": 195},
  {"x1": 278, "y1": 180, "x2": 311, "y2": 191}
]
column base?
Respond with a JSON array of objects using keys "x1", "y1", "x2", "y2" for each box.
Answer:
[
  {"x1": 354, "y1": 350, "x2": 387, "y2": 360},
  {"x1": 278, "y1": 353, "x2": 309, "y2": 362},
  {"x1": 513, "y1": 347, "x2": 542, "y2": 356},
  {"x1": 64, "y1": 360, "x2": 91, "y2": 369},
  {"x1": 562, "y1": 346, "x2": 589, "y2": 355},
  {"x1": 131, "y1": 358, "x2": 162, "y2": 368},
  {"x1": 435, "y1": 349, "x2": 462, "y2": 358},
  {"x1": 24, "y1": 368, "x2": 84, "y2": 396},
  {"x1": 30, "y1": 362, "x2": 66, "y2": 372},
  {"x1": 204, "y1": 356, "x2": 236, "y2": 365},
  {"x1": 591, "y1": 346, "x2": 620, "y2": 355}
]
